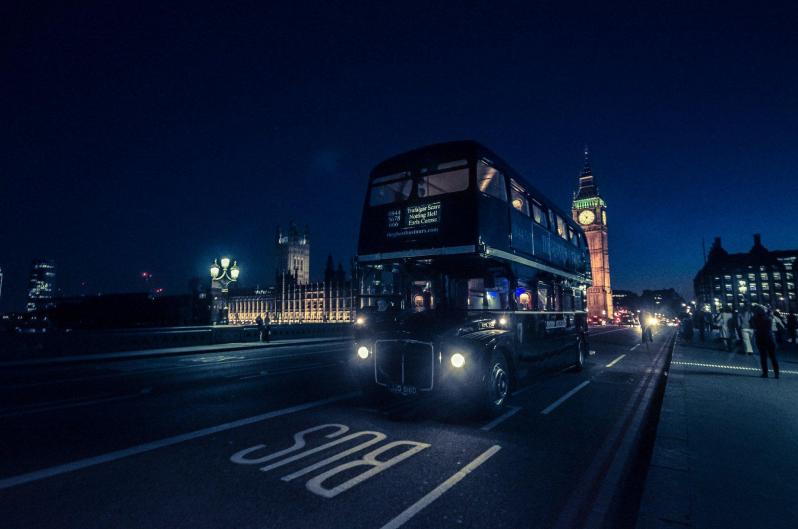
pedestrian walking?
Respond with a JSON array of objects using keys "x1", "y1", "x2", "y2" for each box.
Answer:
[
  {"x1": 751, "y1": 305, "x2": 779, "y2": 378},
  {"x1": 694, "y1": 310, "x2": 706, "y2": 342},
  {"x1": 771, "y1": 309, "x2": 786, "y2": 347},
  {"x1": 641, "y1": 313, "x2": 654, "y2": 347},
  {"x1": 787, "y1": 312, "x2": 798, "y2": 344},
  {"x1": 255, "y1": 315, "x2": 265, "y2": 342},
  {"x1": 718, "y1": 309, "x2": 733, "y2": 351},
  {"x1": 728, "y1": 309, "x2": 740, "y2": 348},
  {"x1": 264, "y1": 314, "x2": 271, "y2": 343},
  {"x1": 681, "y1": 314, "x2": 694, "y2": 343},
  {"x1": 738, "y1": 306, "x2": 754, "y2": 354}
]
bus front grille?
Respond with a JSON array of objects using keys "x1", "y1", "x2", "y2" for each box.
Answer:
[{"x1": 374, "y1": 340, "x2": 434, "y2": 391}]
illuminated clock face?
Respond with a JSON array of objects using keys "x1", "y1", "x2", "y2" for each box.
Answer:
[{"x1": 578, "y1": 210, "x2": 595, "y2": 225}]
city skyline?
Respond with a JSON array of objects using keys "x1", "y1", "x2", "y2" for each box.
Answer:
[{"x1": 2, "y1": 3, "x2": 796, "y2": 310}]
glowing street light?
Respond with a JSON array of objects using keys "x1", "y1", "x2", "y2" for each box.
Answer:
[{"x1": 210, "y1": 257, "x2": 239, "y2": 292}]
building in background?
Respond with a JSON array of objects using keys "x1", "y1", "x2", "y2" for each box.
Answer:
[
  {"x1": 277, "y1": 223, "x2": 310, "y2": 285},
  {"x1": 694, "y1": 235, "x2": 795, "y2": 312},
  {"x1": 572, "y1": 148, "x2": 613, "y2": 320},
  {"x1": 228, "y1": 226, "x2": 354, "y2": 324},
  {"x1": 26, "y1": 260, "x2": 56, "y2": 312}
]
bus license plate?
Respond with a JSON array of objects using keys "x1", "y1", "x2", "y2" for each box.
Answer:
[{"x1": 388, "y1": 384, "x2": 417, "y2": 396}]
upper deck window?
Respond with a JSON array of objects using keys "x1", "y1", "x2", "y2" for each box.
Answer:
[
  {"x1": 556, "y1": 215, "x2": 567, "y2": 239},
  {"x1": 418, "y1": 168, "x2": 469, "y2": 198},
  {"x1": 532, "y1": 202, "x2": 548, "y2": 228},
  {"x1": 510, "y1": 179, "x2": 530, "y2": 216},
  {"x1": 369, "y1": 172, "x2": 412, "y2": 206},
  {"x1": 477, "y1": 162, "x2": 507, "y2": 201}
]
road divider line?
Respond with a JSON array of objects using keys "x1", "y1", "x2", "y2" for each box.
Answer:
[
  {"x1": 606, "y1": 354, "x2": 626, "y2": 368},
  {"x1": 378, "y1": 445, "x2": 502, "y2": 529},
  {"x1": 541, "y1": 381, "x2": 591, "y2": 415},
  {"x1": 0, "y1": 391, "x2": 359, "y2": 491},
  {"x1": 480, "y1": 406, "x2": 522, "y2": 431},
  {"x1": 630, "y1": 344, "x2": 640, "y2": 351}
]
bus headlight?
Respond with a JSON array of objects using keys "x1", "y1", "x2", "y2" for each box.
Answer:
[
  {"x1": 357, "y1": 346, "x2": 370, "y2": 359},
  {"x1": 450, "y1": 352, "x2": 466, "y2": 368}
]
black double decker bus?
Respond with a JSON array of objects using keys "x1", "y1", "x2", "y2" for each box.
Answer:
[{"x1": 352, "y1": 141, "x2": 591, "y2": 415}]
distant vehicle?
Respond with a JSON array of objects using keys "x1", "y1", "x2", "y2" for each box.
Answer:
[
  {"x1": 351, "y1": 141, "x2": 592, "y2": 415},
  {"x1": 588, "y1": 315, "x2": 606, "y2": 326},
  {"x1": 616, "y1": 314, "x2": 638, "y2": 326}
]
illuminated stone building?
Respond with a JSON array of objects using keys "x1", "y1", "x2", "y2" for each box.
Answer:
[
  {"x1": 26, "y1": 260, "x2": 56, "y2": 312},
  {"x1": 694, "y1": 235, "x2": 795, "y2": 312},
  {"x1": 277, "y1": 223, "x2": 310, "y2": 285},
  {"x1": 571, "y1": 148, "x2": 613, "y2": 319},
  {"x1": 227, "y1": 225, "x2": 355, "y2": 324}
]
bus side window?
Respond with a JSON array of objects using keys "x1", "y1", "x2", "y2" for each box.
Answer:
[
  {"x1": 516, "y1": 286, "x2": 532, "y2": 310},
  {"x1": 510, "y1": 179, "x2": 530, "y2": 216},
  {"x1": 532, "y1": 202, "x2": 548, "y2": 229},
  {"x1": 477, "y1": 163, "x2": 507, "y2": 201},
  {"x1": 536, "y1": 283, "x2": 550, "y2": 311}
]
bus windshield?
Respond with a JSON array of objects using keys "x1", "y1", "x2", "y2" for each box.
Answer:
[
  {"x1": 359, "y1": 260, "x2": 511, "y2": 314},
  {"x1": 368, "y1": 165, "x2": 470, "y2": 207}
]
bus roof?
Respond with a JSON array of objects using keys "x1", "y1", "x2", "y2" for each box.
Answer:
[{"x1": 369, "y1": 140, "x2": 580, "y2": 233}]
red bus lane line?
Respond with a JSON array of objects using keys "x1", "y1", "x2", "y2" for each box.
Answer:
[
  {"x1": 541, "y1": 380, "x2": 591, "y2": 415},
  {"x1": 0, "y1": 391, "x2": 359, "y2": 491},
  {"x1": 551, "y1": 332, "x2": 672, "y2": 529},
  {"x1": 378, "y1": 445, "x2": 502, "y2": 529}
]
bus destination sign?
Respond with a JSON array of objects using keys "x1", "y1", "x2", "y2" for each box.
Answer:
[{"x1": 386, "y1": 201, "x2": 441, "y2": 238}]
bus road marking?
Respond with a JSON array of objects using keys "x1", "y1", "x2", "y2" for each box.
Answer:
[
  {"x1": 378, "y1": 445, "x2": 502, "y2": 529},
  {"x1": 0, "y1": 392, "x2": 358, "y2": 491},
  {"x1": 606, "y1": 354, "x2": 626, "y2": 368},
  {"x1": 480, "y1": 406, "x2": 522, "y2": 431},
  {"x1": 541, "y1": 381, "x2": 591, "y2": 415}
]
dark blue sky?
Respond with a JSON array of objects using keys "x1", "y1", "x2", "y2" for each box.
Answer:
[{"x1": 1, "y1": 1, "x2": 796, "y2": 311}]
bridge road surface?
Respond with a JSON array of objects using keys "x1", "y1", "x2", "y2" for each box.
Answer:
[{"x1": 0, "y1": 326, "x2": 673, "y2": 529}]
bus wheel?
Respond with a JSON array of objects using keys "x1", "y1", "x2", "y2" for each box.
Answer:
[
  {"x1": 574, "y1": 336, "x2": 587, "y2": 372},
  {"x1": 481, "y1": 352, "x2": 510, "y2": 416}
]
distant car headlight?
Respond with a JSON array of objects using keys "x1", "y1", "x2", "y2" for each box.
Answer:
[
  {"x1": 355, "y1": 316, "x2": 366, "y2": 326},
  {"x1": 357, "y1": 346, "x2": 370, "y2": 359},
  {"x1": 450, "y1": 352, "x2": 466, "y2": 368},
  {"x1": 647, "y1": 317, "x2": 658, "y2": 326}
]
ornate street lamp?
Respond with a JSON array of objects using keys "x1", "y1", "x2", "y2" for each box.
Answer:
[
  {"x1": 209, "y1": 257, "x2": 239, "y2": 325},
  {"x1": 210, "y1": 257, "x2": 239, "y2": 292}
]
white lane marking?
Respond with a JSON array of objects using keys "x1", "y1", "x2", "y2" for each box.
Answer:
[
  {"x1": 606, "y1": 354, "x2": 626, "y2": 368},
  {"x1": 541, "y1": 381, "x2": 591, "y2": 415},
  {"x1": 0, "y1": 394, "x2": 140, "y2": 419},
  {"x1": 630, "y1": 344, "x2": 640, "y2": 351},
  {"x1": 378, "y1": 445, "x2": 502, "y2": 529},
  {"x1": 0, "y1": 391, "x2": 358, "y2": 491},
  {"x1": 480, "y1": 406, "x2": 522, "y2": 431},
  {"x1": 672, "y1": 361, "x2": 798, "y2": 375}
]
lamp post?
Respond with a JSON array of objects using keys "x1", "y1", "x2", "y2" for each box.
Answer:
[{"x1": 210, "y1": 257, "x2": 239, "y2": 324}]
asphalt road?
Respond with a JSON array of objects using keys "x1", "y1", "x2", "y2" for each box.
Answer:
[{"x1": 0, "y1": 325, "x2": 674, "y2": 529}]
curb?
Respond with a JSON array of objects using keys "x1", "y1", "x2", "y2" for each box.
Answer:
[
  {"x1": 0, "y1": 337, "x2": 352, "y2": 369},
  {"x1": 552, "y1": 330, "x2": 676, "y2": 529}
]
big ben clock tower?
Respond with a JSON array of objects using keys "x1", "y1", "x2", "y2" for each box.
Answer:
[{"x1": 572, "y1": 147, "x2": 613, "y2": 320}]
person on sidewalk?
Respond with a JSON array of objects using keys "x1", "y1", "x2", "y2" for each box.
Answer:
[
  {"x1": 694, "y1": 310, "x2": 706, "y2": 342},
  {"x1": 738, "y1": 305, "x2": 754, "y2": 354},
  {"x1": 771, "y1": 308, "x2": 786, "y2": 347},
  {"x1": 788, "y1": 312, "x2": 798, "y2": 344},
  {"x1": 728, "y1": 309, "x2": 740, "y2": 349},
  {"x1": 751, "y1": 305, "x2": 779, "y2": 378},
  {"x1": 718, "y1": 309, "x2": 732, "y2": 351},
  {"x1": 263, "y1": 314, "x2": 271, "y2": 343},
  {"x1": 255, "y1": 315, "x2": 265, "y2": 342}
]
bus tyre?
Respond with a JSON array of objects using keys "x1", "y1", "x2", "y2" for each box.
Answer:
[
  {"x1": 480, "y1": 352, "x2": 510, "y2": 417},
  {"x1": 574, "y1": 336, "x2": 587, "y2": 372}
]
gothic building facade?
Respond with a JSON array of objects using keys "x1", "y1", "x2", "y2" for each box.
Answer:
[
  {"x1": 571, "y1": 148, "x2": 613, "y2": 320},
  {"x1": 277, "y1": 223, "x2": 310, "y2": 285}
]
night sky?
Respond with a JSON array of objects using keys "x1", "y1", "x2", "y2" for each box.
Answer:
[{"x1": 2, "y1": 1, "x2": 796, "y2": 311}]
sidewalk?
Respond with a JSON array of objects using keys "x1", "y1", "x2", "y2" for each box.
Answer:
[
  {"x1": 636, "y1": 340, "x2": 798, "y2": 528},
  {"x1": 0, "y1": 336, "x2": 351, "y2": 368}
]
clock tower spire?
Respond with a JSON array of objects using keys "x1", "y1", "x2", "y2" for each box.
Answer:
[{"x1": 572, "y1": 146, "x2": 614, "y2": 321}]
